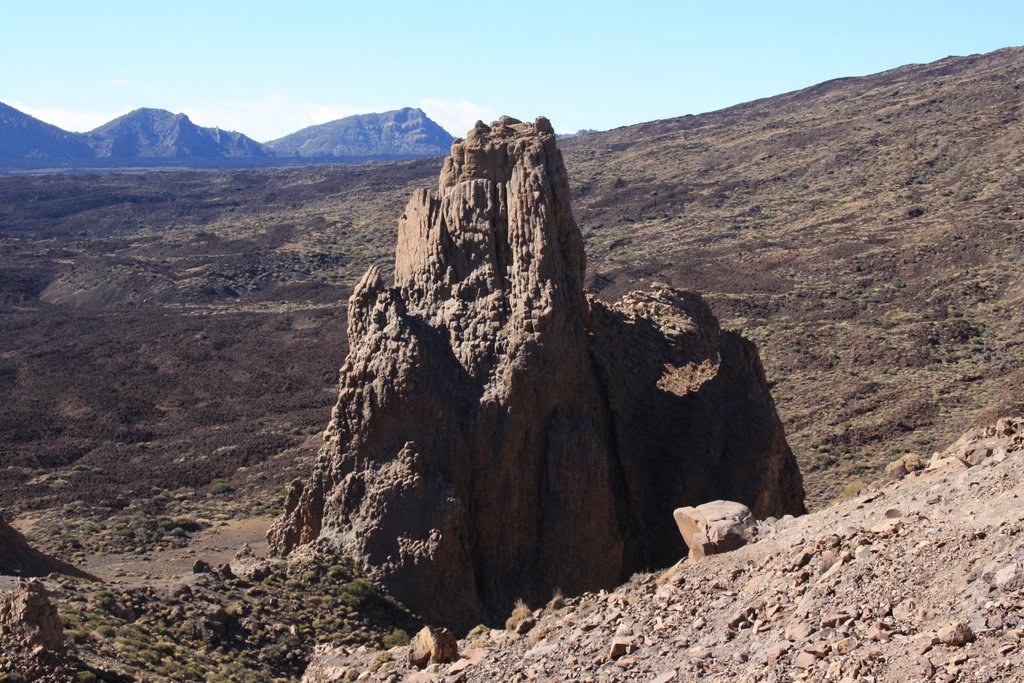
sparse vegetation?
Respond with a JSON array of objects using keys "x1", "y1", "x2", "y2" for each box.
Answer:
[{"x1": 505, "y1": 598, "x2": 532, "y2": 631}]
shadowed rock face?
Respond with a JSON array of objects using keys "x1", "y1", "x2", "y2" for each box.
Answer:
[
  {"x1": 0, "y1": 516, "x2": 97, "y2": 582},
  {"x1": 268, "y1": 116, "x2": 804, "y2": 628}
]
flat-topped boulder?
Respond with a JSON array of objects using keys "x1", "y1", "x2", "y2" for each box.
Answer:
[{"x1": 674, "y1": 500, "x2": 756, "y2": 561}]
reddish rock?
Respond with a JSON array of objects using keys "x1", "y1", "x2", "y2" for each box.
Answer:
[
  {"x1": 0, "y1": 579, "x2": 64, "y2": 652},
  {"x1": 409, "y1": 626, "x2": 459, "y2": 668},
  {"x1": 673, "y1": 500, "x2": 755, "y2": 561},
  {"x1": 268, "y1": 117, "x2": 804, "y2": 627}
]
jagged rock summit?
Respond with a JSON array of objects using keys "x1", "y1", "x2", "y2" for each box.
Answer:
[{"x1": 268, "y1": 116, "x2": 804, "y2": 627}]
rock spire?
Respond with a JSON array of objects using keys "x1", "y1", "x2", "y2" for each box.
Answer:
[{"x1": 268, "y1": 116, "x2": 804, "y2": 627}]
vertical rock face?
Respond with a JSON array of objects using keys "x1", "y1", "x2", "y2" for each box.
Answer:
[{"x1": 268, "y1": 116, "x2": 804, "y2": 628}]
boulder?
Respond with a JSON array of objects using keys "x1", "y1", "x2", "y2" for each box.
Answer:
[
  {"x1": 673, "y1": 500, "x2": 755, "y2": 561},
  {"x1": 408, "y1": 625, "x2": 459, "y2": 668},
  {"x1": 268, "y1": 117, "x2": 804, "y2": 627}
]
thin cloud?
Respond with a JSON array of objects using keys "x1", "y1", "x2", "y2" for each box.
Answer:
[
  {"x1": 418, "y1": 99, "x2": 498, "y2": 138},
  {"x1": 11, "y1": 102, "x2": 130, "y2": 132},
  {"x1": 110, "y1": 78, "x2": 131, "y2": 87},
  {"x1": 180, "y1": 97, "x2": 394, "y2": 142}
]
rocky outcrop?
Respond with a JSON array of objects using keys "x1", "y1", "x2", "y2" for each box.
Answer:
[
  {"x1": 0, "y1": 515, "x2": 98, "y2": 581},
  {"x1": 0, "y1": 580, "x2": 77, "y2": 683},
  {"x1": 268, "y1": 116, "x2": 804, "y2": 627},
  {"x1": 0, "y1": 579, "x2": 64, "y2": 652}
]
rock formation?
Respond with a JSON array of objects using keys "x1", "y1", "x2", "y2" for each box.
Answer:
[
  {"x1": 0, "y1": 515, "x2": 98, "y2": 581},
  {"x1": 268, "y1": 116, "x2": 804, "y2": 627},
  {"x1": 0, "y1": 579, "x2": 77, "y2": 683},
  {"x1": 0, "y1": 579, "x2": 64, "y2": 652}
]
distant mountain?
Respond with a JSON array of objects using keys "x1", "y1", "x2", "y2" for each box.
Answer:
[
  {"x1": 556, "y1": 128, "x2": 599, "y2": 139},
  {"x1": 265, "y1": 107, "x2": 453, "y2": 158},
  {"x1": 86, "y1": 108, "x2": 270, "y2": 158},
  {"x1": 0, "y1": 103, "x2": 453, "y2": 169},
  {"x1": 0, "y1": 102, "x2": 94, "y2": 159}
]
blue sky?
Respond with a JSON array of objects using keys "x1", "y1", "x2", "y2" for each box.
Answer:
[{"x1": 3, "y1": 1, "x2": 1023, "y2": 141}]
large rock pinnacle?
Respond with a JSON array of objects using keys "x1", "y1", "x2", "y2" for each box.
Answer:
[{"x1": 268, "y1": 116, "x2": 804, "y2": 627}]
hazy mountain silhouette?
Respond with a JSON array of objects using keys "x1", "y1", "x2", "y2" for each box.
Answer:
[
  {"x1": 265, "y1": 107, "x2": 454, "y2": 158},
  {"x1": 85, "y1": 108, "x2": 271, "y2": 158},
  {"x1": 0, "y1": 104, "x2": 456, "y2": 168},
  {"x1": 0, "y1": 102, "x2": 94, "y2": 159}
]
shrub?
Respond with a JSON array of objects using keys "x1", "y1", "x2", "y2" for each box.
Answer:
[
  {"x1": 505, "y1": 598, "x2": 531, "y2": 630},
  {"x1": 546, "y1": 587, "x2": 565, "y2": 611},
  {"x1": 838, "y1": 480, "x2": 868, "y2": 501},
  {"x1": 209, "y1": 479, "x2": 233, "y2": 495},
  {"x1": 382, "y1": 628, "x2": 409, "y2": 649}
]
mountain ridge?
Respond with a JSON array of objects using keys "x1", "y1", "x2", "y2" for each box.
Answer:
[
  {"x1": 264, "y1": 107, "x2": 454, "y2": 158},
  {"x1": 0, "y1": 104, "x2": 456, "y2": 168}
]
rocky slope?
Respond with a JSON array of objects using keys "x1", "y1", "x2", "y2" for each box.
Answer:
[
  {"x1": 560, "y1": 46, "x2": 1024, "y2": 504},
  {"x1": 304, "y1": 416, "x2": 1024, "y2": 682},
  {"x1": 3, "y1": 49, "x2": 1024, "y2": 513},
  {"x1": 268, "y1": 116, "x2": 803, "y2": 628},
  {"x1": 265, "y1": 107, "x2": 453, "y2": 158}
]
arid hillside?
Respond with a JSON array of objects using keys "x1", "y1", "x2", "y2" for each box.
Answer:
[
  {"x1": 1, "y1": 47, "x2": 1022, "y2": 530},
  {"x1": 563, "y1": 46, "x2": 1024, "y2": 504}
]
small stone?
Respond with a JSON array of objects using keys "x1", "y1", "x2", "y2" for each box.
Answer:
[
  {"x1": 994, "y1": 563, "x2": 1021, "y2": 591},
  {"x1": 192, "y1": 559, "x2": 212, "y2": 574},
  {"x1": 821, "y1": 613, "x2": 848, "y2": 628},
  {"x1": 893, "y1": 598, "x2": 918, "y2": 622},
  {"x1": 927, "y1": 456, "x2": 969, "y2": 473},
  {"x1": 803, "y1": 642, "x2": 830, "y2": 658},
  {"x1": 691, "y1": 616, "x2": 706, "y2": 630},
  {"x1": 962, "y1": 446, "x2": 992, "y2": 466},
  {"x1": 608, "y1": 635, "x2": 634, "y2": 660},
  {"x1": 515, "y1": 616, "x2": 536, "y2": 635},
  {"x1": 866, "y1": 625, "x2": 890, "y2": 642},
  {"x1": 833, "y1": 637, "x2": 856, "y2": 655},
  {"x1": 936, "y1": 621, "x2": 974, "y2": 647},
  {"x1": 793, "y1": 650, "x2": 818, "y2": 668},
  {"x1": 785, "y1": 621, "x2": 814, "y2": 641},
  {"x1": 917, "y1": 655, "x2": 935, "y2": 678},
  {"x1": 995, "y1": 418, "x2": 1016, "y2": 437},
  {"x1": 648, "y1": 670, "x2": 677, "y2": 683}
]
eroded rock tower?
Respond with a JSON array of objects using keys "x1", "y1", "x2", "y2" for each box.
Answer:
[{"x1": 268, "y1": 116, "x2": 804, "y2": 627}]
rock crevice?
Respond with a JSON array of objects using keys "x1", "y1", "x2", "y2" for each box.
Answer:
[{"x1": 269, "y1": 116, "x2": 804, "y2": 627}]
